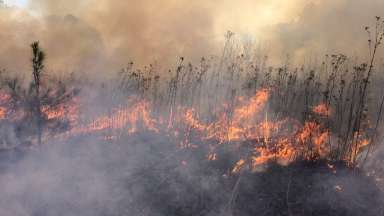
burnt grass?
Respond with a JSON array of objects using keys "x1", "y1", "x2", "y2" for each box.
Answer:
[
  {"x1": 234, "y1": 161, "x2": 383, "y2": 216},
  {"x1": 131, "y1": 138, "x2": 384, "y2": 216},
  {"x1": 118, "y1": 132, "x2": 384, "y2": 216},
  {"x1": 131, "y1": 158, "x2": 384, "y2": 216},
  {"x1": 0, "y1": 131, "x2": 383, "y2": 215},
  {"x1": 112, "y1": 132, "x2": 384, "y2": 216}
]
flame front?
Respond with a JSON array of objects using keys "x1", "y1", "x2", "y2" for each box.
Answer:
[{"x1": 0, "y1": 88, "x2": 370, "y2": 173}]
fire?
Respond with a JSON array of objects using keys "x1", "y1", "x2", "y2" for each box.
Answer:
[
  {"x1": 231, "y1": 89, "x2": 269, "y2": 125},
  {"x1": 0, "y1": 91, "x2": 10, "y2": 120},
  {"x1": 42, "y1": 106, "x2": 64, "y2": 120},
  {"x1": 0, "y1": 107, "x2": 6, "y2": 119},
  {"x1": 177, "y1": 89, "x2": 336, "y2": 171},
  {"x1": 183, "y1": 108, "x2": 207, "y2": 131},
  {"x1": 207, "y1": 153, "x2": 217, "y2": 161},
  {"x1": 182, "y1": 89, "x2": 271, "y2": 143},
  {"x1": 225, "y1": 89, "x2": 270, "y2": 142},
  {"x1": 42, "y1": 105, "x2": 76, "y2": 121},
  {"x1": 349, "y1": 132, "x2": 371, "y2": 163},
  {"x1": 296, "y1": 121, "x2": 330, "y2": 158},
  {"x1": 2, "y1": 86, "x2": 369, "y2": 173},
  {"x1": 232, "y1": 159, "x2": 246, "y2": 173},
  {"x1": 251, "y1": 138, "x2": 296, "y2": 167},
  {"x1": 313, "y1": 103, "x2": 331, "y2": 116},
  {"x1": 70, "y1": 99, "x2": 158, "y2": 136}
]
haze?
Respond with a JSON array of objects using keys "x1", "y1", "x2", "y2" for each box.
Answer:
[{"x1": 1, "y1": 0, "x2": 383, "y2": 74}]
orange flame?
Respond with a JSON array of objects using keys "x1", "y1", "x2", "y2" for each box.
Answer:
[
  {"x1": 179, "y1": 89, "x2": 335, "y2": 170},
  {"x1": 232, "y1": 159, "x2": 246, "y2": 173},
  {"x1": 313, "y1": 103, "x2": 331, "y2": 116},
  {"x1": 70, "y1": 99, "x2": 158, "y2": 136},
  {"x1": 0, "y1": 107, "x2": 6, "y2": 119},
  {"x1": 0, "y1": 86, "x2": 367, "y2": 172}
]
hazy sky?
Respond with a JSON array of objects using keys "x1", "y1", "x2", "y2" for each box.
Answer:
[
  {"x1": 3, "y1": 0, "x2": 27, "y2": 8},
  {"x1": 0, "y1": 0, "x2": 383, "y2": 74}
]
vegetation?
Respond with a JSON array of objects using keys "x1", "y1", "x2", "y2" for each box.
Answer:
[
  {"x1": 109, "y1": 19, "x2": 384, "y2": 167},
  {"x1": 0, "y1": 42, "x2": 77, "y2": 148}
]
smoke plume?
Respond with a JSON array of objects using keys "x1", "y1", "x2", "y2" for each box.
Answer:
[{"x1": 0, "y1": 0, "x2": 383, "y2": 73}]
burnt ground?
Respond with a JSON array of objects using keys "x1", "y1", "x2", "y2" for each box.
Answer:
[
  {"x1": 234, "y1": 161, "x2": 384, "y2": 216},
  {"x1": 0, "y1": 132, "x2": 382, "y2": 216}
]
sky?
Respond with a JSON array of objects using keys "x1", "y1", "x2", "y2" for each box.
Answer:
[
  {"x1": 0, "y1": 0, "x2": 383, "y2": 75},
  {"x1": 3, "y1": 0, "x2": 27, "y2": 8}
]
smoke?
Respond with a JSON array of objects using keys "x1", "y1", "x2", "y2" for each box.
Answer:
[
  {"x1": 0, "y1": 6, "x2": 107, "y2": 76},
  {"x1": 1, "y1": 1, "x2": 384, "y2": 215},
  {"x1": 0, "y1": 0, "x2": 383, "y2": 74},
  {"x1": 0, "y1": 142, "x2": 118, "y2": 216},
  {"x1": 264, "y1": 0, "x2": 384, "y2": 64}
]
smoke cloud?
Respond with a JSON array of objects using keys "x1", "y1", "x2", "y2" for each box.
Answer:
[{"x1": 0, "y1": 0, "x2": 383, "y2": 74}]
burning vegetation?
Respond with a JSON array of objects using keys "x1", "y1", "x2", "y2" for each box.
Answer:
[{"x1": 1, "y1": 20, "x2": 384, "y2": 216}]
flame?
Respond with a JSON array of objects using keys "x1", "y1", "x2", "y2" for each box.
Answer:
[
  {"x1": 225, "y1": 89, "x2": 270, "y2": 142},
  {"x1": 349, "y1": 132, "x2": 370, "y2": 163},
  {"x1": 232, "y1": 159, "x2": 246, "y2": 173},
  {"x1": 0, "y1": 85, "x2": 371, "y2": 171},
  {"x1": 0, "y1": 91, "x2": 10, "y2": 120},
  {"x1": 207, "y1": 153, "x2": 217, "y2": 161},
  {"x1": 70, "y1": 99, "x2": 158, "y2": 136},
  {"x1": 47, "y1": 88, "x2": 370, "y2": 171},
  {"x1": 42, "y1": 106, "x2": 64, "y2": 120},
  {"x1": 296, "y1": 121, "x2": 330, "y2": 158},
  {"x1": 42, "y1": 105, "x2": 77, "y2": 122},
  {"x1": 56, "y1": 89, "x2": 329, "y2": 173},
  {"x1": 178, "y1": 89, "x2": 335, "y2": 170},
  {"x1": 252, "y1": 138, "x2": 296, "y2": 167},
  {"x1": 313, "y1": 103, "x2": 331, "y2": 116},
  {"x1": 0, "y1": 107, "x2": 6, "y2": 119},
  {"x1": 41, "y1": 97, "x2": 80, "y2": 130},
  {"x1": 182, "y1": 89, "x2": 271, "y2": 143}
]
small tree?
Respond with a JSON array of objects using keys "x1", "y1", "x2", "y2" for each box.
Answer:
[
  {"x1": 31, "y1": 41, "x2": 45, "y2": 145},
  {"x1": 0, "y1": 42, "x2": 78, "y2": 147}
]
